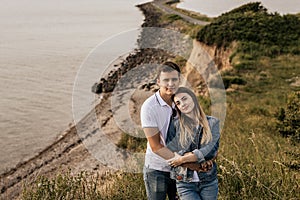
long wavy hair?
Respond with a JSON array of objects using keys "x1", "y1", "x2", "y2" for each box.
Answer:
[{"x1": 172, "y1": 87, "x2": 212, "y2": 147}]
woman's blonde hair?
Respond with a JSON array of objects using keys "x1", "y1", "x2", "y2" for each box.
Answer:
[{"x1": 172, "y1": 87, "x2": 212, "y2": 147}]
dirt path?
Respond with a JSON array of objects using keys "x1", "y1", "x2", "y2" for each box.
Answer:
[{"x1": 152, "y1": 0, "x2": 209, "y2": 26}]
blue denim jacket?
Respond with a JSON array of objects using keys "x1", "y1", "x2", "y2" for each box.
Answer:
[{"x1": 167, "y1": 116, "x2": 220, "y2": 183}]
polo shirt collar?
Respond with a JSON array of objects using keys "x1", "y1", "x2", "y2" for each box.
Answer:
[{"x1": 155, "y1": 90, "x2": 174, "y2": 108}]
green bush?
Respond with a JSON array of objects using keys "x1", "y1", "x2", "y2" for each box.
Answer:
[
  {"x1": 276, "y1": 91, "x2": 300, "y2": 143},
  {"x1": 223, "y1": 76, "x2": 247, "y2": 89},
  {"x1": 234, "y1": 60, "x2": 257, "y2": 71}
]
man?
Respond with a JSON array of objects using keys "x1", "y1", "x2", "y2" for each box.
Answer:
[{"x1": 141, "y1": 61, "x2": 181, "y2": 200}]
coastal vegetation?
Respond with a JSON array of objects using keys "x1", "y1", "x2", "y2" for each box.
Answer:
[
  {"x1": 21, "y1": 2, "x2": 299, "y2": 200},
  {"x1": 197, "y1": 2, "x2": 300, "y2": 70}
]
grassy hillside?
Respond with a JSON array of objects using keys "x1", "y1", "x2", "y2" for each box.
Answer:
[
  {"x1": 218, "y1": 54, "x2": 299, "y2": 199},
  {"x1": 198, "y1": 3, "x2": 300, "y2": 198},
  {"x1": 22, "y1": 2, "x2": 299, "y2": 199}
]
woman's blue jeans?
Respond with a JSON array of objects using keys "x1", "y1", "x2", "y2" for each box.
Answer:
[{"x1": 176, "y1": 178, "x2": 218, "y2": 200}]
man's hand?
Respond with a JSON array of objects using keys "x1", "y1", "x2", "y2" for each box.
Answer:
[
  {"x1": 167, "y1": 152, "x2": 182, "y2": 167},
  {"x1": 200, "y1": 160, "x2": 213, "y2": 172}
]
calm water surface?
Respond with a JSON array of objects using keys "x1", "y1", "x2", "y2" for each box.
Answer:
[
  {"x1": 177, "y1": 0, "x2": 300, "y2": 17},
  {"x1": 0, "y1": 0, "x2": 147, "y2": 173}
]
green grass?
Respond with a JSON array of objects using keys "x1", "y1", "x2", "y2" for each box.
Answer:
[
  {"x1": 163, "y1": 14, "x2": 182, "y2": 22},
  {"x1": 22, "y1": 171, "x2": 103, "y2": 200},
  {"x1": 216, "y1": 54, "x2": 300, "y2": 199},
  {"x1": 22, "y1": 170, "x2": 147, "y2": 200}
]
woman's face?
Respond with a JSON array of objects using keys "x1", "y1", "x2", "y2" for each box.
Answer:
[{"x1": 174, "y1": 92, "x2": 195, "y2": 116}]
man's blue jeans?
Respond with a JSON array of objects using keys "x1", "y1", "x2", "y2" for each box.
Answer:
[
  {"x1": 176, "y1": 178, "x2": 218, "y2": 200},
  {"x1": 143, "y1": 166, "x2": 177, "y2": 200}
]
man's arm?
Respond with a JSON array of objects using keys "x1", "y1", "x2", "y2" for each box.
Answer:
[{"x1": 143, "y1": 127, "x2": 175, "y2": 160}]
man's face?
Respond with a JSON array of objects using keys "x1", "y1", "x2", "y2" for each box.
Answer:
[{"x1": 157, "y1": 70, "x2": 180, "y2": 96}]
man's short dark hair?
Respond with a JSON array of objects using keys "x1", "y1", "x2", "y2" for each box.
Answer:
[{"x1": 156, "y1": 61, "x2": 181, "y2": 79}]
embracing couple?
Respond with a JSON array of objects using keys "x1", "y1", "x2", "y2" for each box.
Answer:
[{"x1": 141, "y1": 61, "x2": 220, "y2": 200}]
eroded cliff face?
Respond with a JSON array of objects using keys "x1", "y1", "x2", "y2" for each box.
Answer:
[
  {"x1": 183, "y1": 40, "x2": 233, "y2": 96},
  {"x1": 201, "y1": 41, "x2": 234, "y2": 71}
]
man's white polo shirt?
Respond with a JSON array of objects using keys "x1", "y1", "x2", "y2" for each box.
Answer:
[{"x1": 141, "y1": 90, "x2": 174, "y2": 172}]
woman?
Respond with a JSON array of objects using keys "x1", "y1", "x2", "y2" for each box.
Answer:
[{"x1": 167, "y1": 87, "x2": 220, "y2": 200}]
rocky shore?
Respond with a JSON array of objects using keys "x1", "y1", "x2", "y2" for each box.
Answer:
[{"x1": 91, "y1": 2, "x2": 176, "y2": 94}]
